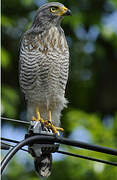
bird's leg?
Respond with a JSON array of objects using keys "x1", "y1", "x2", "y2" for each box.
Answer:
[
  {"x1": 32, "y1": 107, "x2": 45, "y2": 123},
  {"x1": 48, "y1": 110, "x2": 52, "y2": 123}
]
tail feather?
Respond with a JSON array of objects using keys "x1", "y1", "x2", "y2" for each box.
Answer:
[{"x1": 34, "y1": 154, "x2": 52, "y2": 178}]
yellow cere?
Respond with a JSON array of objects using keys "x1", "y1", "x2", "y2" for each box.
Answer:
[
  {"x1": 61, "y1": 6, "x2": 68, "y2": 12},
  {"x1": 56, "y1": 6, "x2": 68, "y2": 16}
]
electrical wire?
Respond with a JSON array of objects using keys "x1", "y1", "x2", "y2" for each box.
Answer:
[
  {"x1": 1, "y1": 117, "x2": 29, "y2": 125},
  {"x1": 1, "y1": 117, "x2": 117, "y2": 177},
  {"x1": 1, "y1": 142, "x2": 10, "y2": 150},
  {"x1": 57, "y1": 136, "x2": 117, "y2": 156},
  {"x1": 1, "y1": 138, "x2": 29, "y2": 152},
  {"x1": 2, "y1": 140, "x2": 116, "y2": 166},
  {"x1": 1, "y1": 141, "x2": 28, "y2": 152},
  {"x1": 57, "y1": 150, "x2": 117, "y2": 166},
  {"x1": 1, "y1": 114, "x2": 117, "y2": 176},
  {"x1": 1, "y1": 136, "x2": 117, "y2": 155},
  {"x1": 1, "y1": 117, "x2": 117, "y2": 155},
  {"x1": 1, "y1": 135, "x2": 117, "y2": 174},
  {"x1": 1, "y1": 137, "x2": 21, "y2": 144}
]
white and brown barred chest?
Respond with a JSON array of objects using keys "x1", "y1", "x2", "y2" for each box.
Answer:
[{"x1": 19, "y1": 26, "x2": 69, "y2": 101}]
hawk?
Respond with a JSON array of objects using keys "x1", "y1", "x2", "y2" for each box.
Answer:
[{"x1": 19, "y1": 2, "x2": 71, "y2": 177}]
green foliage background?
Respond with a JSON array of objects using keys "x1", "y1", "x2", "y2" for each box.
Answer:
[{"x1": 1, "y1": 0, "x2": 117, "y2": 179}]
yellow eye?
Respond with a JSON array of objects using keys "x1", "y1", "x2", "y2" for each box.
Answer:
[{"x1": 50, "y1": 7, "x2": 58, "y2": 13}]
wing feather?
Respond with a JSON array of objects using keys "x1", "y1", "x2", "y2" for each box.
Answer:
[{"x1": 19, "y1": 33, "x2": 43, "y2": 94}]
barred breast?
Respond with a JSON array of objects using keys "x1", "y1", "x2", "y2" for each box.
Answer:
[{"x1": 19, "y1": 26, "x2": 69, "y2": 113}]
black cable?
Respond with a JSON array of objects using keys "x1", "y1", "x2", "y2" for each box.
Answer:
[
  {"x1": 1, "y1": 117, "x2": 117, "y2": 155},
  {"x1": 1, "y1": 117, "x2": 29, "y2": 125},
  {"x1": 1, "y1": 135, "x2": 117, "y2": 174},
  {"x1": 2, "y1": 136, "x2": 117, "y2": 155},
  {"x1": 57, "y1": 136, "x2": 117, "y2": 156},
  {"x1": 2, "y1": 140, "x2": 116, "y2": 166},
  {"x1": 1, "y1": 137, "x2": 20, "y2": 144},
  {"x1": 57, "y1": 150, "x2": 117, "y2": 166},
  {"x1": 1, "y1": 141, "x2": 28, "y2": 152},
  {"x1": 1, "y1": 137, "x2": 28, "y2": 152},
  {"x1": 1, "y1": 136, "x2": 117, "y2": 155},
  {"x1": 2, "y1": 135, "x2": 117, "y2": 155},
  {"x1": 2, "y1": 137, "x2": 116, "y2": 166},
  {"x1": 2, "y1": 137, "x2": 117, "y2": 165},
  {"x1": 1, "y1": 135, "x2": 46, "y2": 173},
  {"x1": 1, "y1": 142, "x2": 10, "y2": 150}
]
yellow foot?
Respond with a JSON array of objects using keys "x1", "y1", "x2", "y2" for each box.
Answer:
[
  {"x1": 45, "y1": 121, "x2": 64, "y2": 134},
  {"x1": 32, "y1": 108, "x2": 64, "y2": 134},
  {"x1": 46, "y1": 110, "x2": 64, "y2": 134}
]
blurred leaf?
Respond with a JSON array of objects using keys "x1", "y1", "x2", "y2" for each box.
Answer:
[
  {"x1": 1, "y1": 15, "x2": 15, "y2": 27},
  {"x1": 64, "y1": 109, "x2": 116, "y2": 147},
  {"x1": 110, "y1": 0, "x2": 117, "y2": 8},
  {"x1": 2, "y1": 86, "x2": 20, "y2": 117},
  {"x1": 7, "y1": 158, "x2": 24, "y2": 178},
  {"x1": 20, "y1": 0, "x2": 34, "y2": 7},
  {"x1": 1, "y1": 48, "x2": 11, "y2": 69},
  {"x1": 101, "y1": 25, "x2": 115, "y2": 39}
]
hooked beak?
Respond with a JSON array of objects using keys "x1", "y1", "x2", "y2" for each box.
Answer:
[
  {"x1": 57, "y1": 6, "x2": 72, "y2": 16},
  {"x1": 64, "y1": 9, "x2": 72, "y2": 16}
]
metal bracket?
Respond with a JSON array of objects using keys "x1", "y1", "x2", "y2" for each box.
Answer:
[{"x1": 25, "y1": 120, "x2": 60, "y2": 157}]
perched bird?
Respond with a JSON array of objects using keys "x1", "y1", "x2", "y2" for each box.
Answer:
[{"x1": 19, "y1": 2, "x2": 71, "y2": 177}]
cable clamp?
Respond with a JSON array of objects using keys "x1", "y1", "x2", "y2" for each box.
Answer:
[{"x1": 25, "y1": 121, "x2": 60, "y2": 157}]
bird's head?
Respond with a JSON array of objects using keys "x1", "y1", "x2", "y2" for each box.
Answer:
[{"x1": 32, "y1": 2, "x2": 71, "y2": 29}]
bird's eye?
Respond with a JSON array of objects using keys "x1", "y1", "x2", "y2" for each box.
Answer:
[{"x1": 50, "y1": 7, "x2": 58, "y2": 13}]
